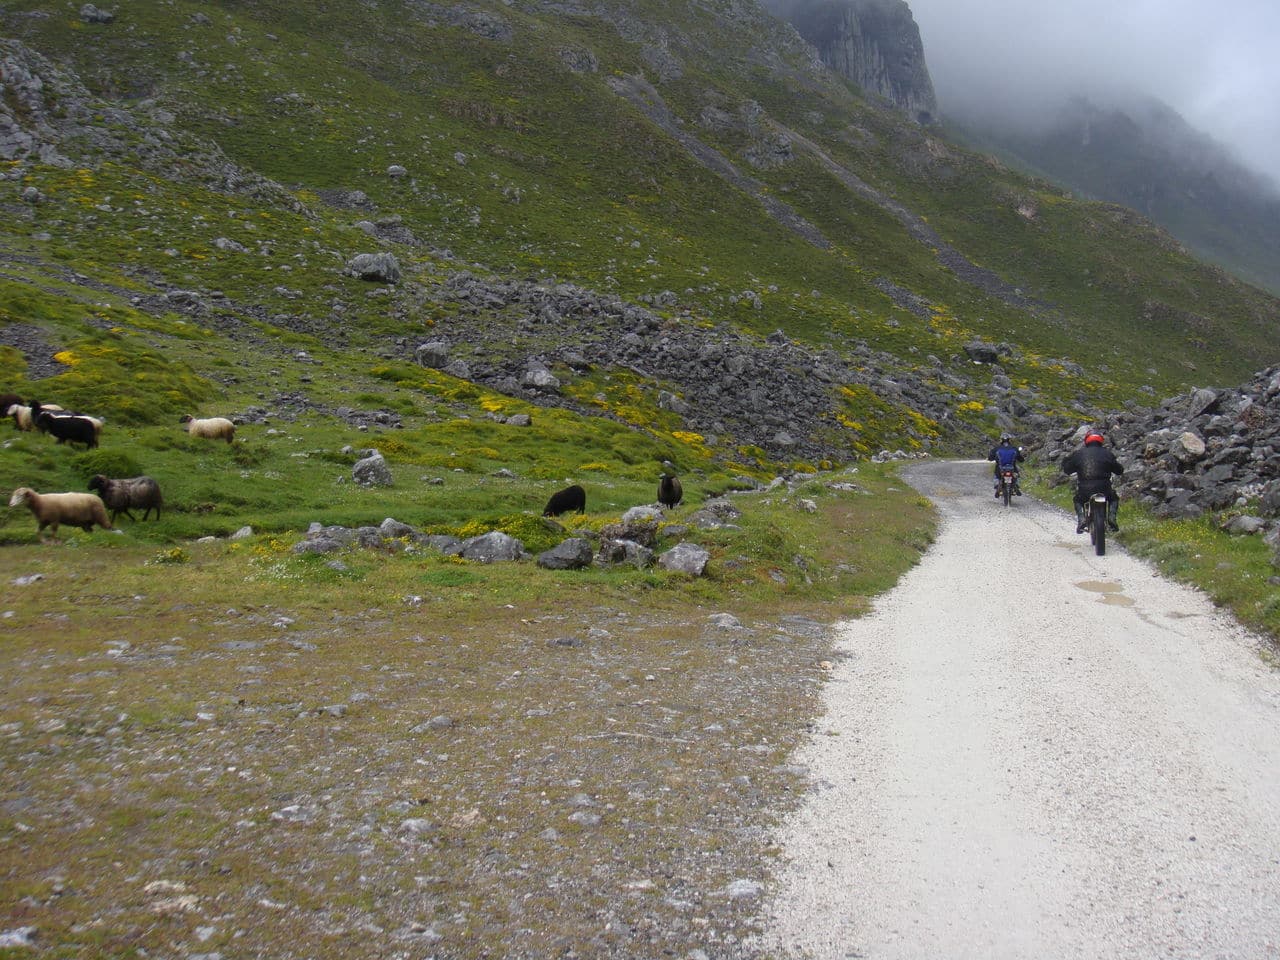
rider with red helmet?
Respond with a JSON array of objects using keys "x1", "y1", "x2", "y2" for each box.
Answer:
[{"x1": 1062, "y1": 432, "x2": 1124, "y2": 533}]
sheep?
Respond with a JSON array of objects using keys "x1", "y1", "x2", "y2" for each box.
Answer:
[
  {"x1": 88, "y1": 474, "x2": 163, "y2": 522},
  {"x1": 35, "y1": 410, "x2": 99, "y2": 449},
  {"x1": 0, "y1": 394, "x2": 21, "y2": 421},
  {"x1": 180, "y1": 414, "x2": 236, "y2": 443},
  {"x1": 543, "y1": 483, "x2": 586, "y2": 517},
  {"x1": 9, "y1": 487, "x2": 113, "y2": 541},
  {"x1": 658, "y1": 474, "x2": 683, "y2": 509},
  {"x1": 13, "y1": 401, "x2": 68, "y2": 432},
  {"x1": 8, "y1": 403, "x2": 35, "y2": 431}
]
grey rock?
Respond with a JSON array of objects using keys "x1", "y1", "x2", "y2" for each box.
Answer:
[
  {"x1": 352, "y1": 450, "x2": 393, "y2": 487},
  {"x1": 724, "y1": 879, "x2": 763, "y2": 900},
  {"x1": 1223, "y1": 515, "x2": 1267, "y2": 535},
  {"x1": 450, "y1": 531, "x2": 529, "y2": 563},
  {"x1": 963, "y1": 340, "x2": 1001, "y2": 363},
  {"x1": 1171, "y1": 432, "x2": 1207, "y2": 463},
  {"x1": 379, "y1": 518, "x2": 417, "y2": 539},
  {"x1": 414, "y1": 340, "x2": 450, "y2": 368},
  {"x1": 346, "y1": 252, "x2": 401, "y2": 283},
  {"x1": 707, "y1": 613, "x2": 743, "y2": 629},
  {"x1": 536, "y1": 538, "x2": 595, "y2": 570},
  {"x1": 621, "y1": 505, "x2": 664, "y2": 523},
  {"x1": 658, "y1": 542, "x2": 711, "y2": 576},
  {"x1": 80, "y1": 4, "x2": 114, "y2": 24},
  {"x1": 0, "y1": 927, "x2": 38, "y2": 948},
  {"x1": 520, "y1": 367, "x2": 560, "y2": 390}
]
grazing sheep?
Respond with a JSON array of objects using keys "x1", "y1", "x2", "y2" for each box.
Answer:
[
  {"x1": 543, "y1": 483, "x2": 587, "y2": 517},
  {"x1": 35, "y1": 410, "x2": 99, "y2": 448},
  {"x1": 15, "y1": 401, "x2": 69, "y2": 432},
  {"x1": 658, "y1": 474, "x2": 683, "y2": 509},
  {"x1": 9, "y1": 487, "x2": 112, "y2": 541},
  {"x1": 180, "y1": 414, "x2": 236, "y2": 443},
  {"x1": 8, "y1": 403, "x2": 35, "y2": 431},
  {"x1": 88, "y1": 474, "x2": 163, "y2": 522},
  {"x1": 0, "y1": 394, "x2": 21, "y2": 421}
]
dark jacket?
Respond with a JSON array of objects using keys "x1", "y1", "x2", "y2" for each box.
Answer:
[{"x1": 1062, "y1": 444, "x2": 1123, "y2": 494}]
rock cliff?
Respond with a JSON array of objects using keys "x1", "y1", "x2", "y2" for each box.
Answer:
[{"x1": 764, "y1": 0, "x2": 937, "y2": 123}]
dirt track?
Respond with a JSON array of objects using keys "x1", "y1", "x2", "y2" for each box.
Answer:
[{"x1": 761, "y1": 459, "x2": 1280, "y2": 959}]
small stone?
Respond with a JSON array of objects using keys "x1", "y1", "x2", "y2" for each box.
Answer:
[{"x1": 724, "y1": 879, "x2": 763, "y2": 900}]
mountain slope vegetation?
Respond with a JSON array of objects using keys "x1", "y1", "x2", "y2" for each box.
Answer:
[
  {"x1": 2, "y1": 0, "x2": 1278, "y2": 492},
  {"x1": 946, "y1": 95, "x2": 1280, "y2": 298}
]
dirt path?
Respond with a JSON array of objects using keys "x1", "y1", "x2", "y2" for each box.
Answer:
[{"x1": 760, "y1": 459, "x2": 1280, "y2": 959}]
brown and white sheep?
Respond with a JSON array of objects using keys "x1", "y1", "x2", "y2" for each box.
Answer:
[
  {"x1": 8, "y1": 487, "x2": 113, "y2": 541},
  {"x1": 180, "y1": 414, "x2": 236, "y2": 443},
  {"x1": 88, "y1": 474, "x2": 163, "y2": 522}
]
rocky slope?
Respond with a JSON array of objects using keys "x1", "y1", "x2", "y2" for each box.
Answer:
[{"x1": 1040, "y1": 366, "x2": 1280, "y2": 558}]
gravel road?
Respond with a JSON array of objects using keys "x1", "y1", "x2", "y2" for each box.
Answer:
[{"x1": 761, "y1": 459, "x2": 1280, "y2": 959}]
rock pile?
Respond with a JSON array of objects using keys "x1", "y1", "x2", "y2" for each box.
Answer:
[
  {"x1": 404, "y1": 273, "x2": 1021, "y2": 463},
  {"x1": 1040, "y1": 366, "x2": 1280, "y2": 552},
  {"x1": 290, "y1": 509, "x2": 713, "y2": 572}
]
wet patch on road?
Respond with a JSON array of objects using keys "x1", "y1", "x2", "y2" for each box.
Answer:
[{"x1": 1075, "y1": 580, "x2": 1135, "y2": 607}]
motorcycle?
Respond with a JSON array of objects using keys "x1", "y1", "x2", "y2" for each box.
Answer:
[
  {"x1": 998, "y1": 468, "x2": 1018, "y2": 507},
  {"x1": 1085, "y1": 492, "x2": 1109, "y2": 556}
]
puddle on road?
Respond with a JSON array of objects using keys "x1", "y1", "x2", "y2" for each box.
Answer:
[{"x1": 1075, "y1": 580, "x2": 1135, "y2": 607}]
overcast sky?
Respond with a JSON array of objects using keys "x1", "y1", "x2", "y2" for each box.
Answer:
[{"x1": 905, "y1": 0, "x2": 1280, "y2": 184}]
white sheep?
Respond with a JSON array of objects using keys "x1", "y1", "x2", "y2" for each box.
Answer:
[
  {"x1": 8, "y1": 404, "x2": 34, "y2": 431},
  {"x1": 180, "y1": 414, "x2": 236, "y2": 443},
  {"x1": 8, "y1": 487, "x2": 113, "y2": 541}
]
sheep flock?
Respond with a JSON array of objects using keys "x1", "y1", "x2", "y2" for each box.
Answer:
[{"x1": 4, "y1": 395, "x2": 237, "y2": 542}]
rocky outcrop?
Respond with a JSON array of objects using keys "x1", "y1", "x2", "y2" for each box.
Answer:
[
  {"x1": 0, "y1": 39, "x2": 303, "y2": 209},
  {"x1": 764, "y1": 0, "x2": 937, "y2": 124},
  {"x1": 402, "y1": 272, "x2": 1007, "y2": 464},
  {"x1": 1040, "y1": 367, "x2": 1280, "y2": 536}
]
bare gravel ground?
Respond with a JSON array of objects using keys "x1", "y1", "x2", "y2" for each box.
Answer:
[{"x1": 761, "y1": 460, "x2": 1280, "y2": 959}]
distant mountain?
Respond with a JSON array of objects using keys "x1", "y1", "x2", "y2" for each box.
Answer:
[{"x1": 944, "y1": 95, "x2": 1280, "y2": 296}]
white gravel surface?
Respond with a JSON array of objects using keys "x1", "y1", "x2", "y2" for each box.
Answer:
[{"x1": 761, "y1": 459, "x2": 1280, "y2": 959}]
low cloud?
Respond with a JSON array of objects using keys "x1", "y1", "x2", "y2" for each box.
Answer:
[{"x1": 905, "y1": 0, "x2": 1280, "y2": 182}]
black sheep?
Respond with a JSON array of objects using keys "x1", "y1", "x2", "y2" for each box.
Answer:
[
  {"x1": 88, "y1": 474, "x2": 163, "y2": 522},
  {"x1": 658, "y1": 474, "x2": 683, "y2": 509},
  {"x1": 543, "y1": 483, "x2": 586, "y2": 517},
  {"x1": 36, "y1": 411, "x2": 99, "y2": 449}
]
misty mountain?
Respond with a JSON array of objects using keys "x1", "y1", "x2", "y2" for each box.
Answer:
[{"x1": 942, "y1": 94, "x2": 1280, "y2": 297}]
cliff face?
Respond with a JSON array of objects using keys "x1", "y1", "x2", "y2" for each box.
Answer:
[{"x1": 764, "y1": 0, "x2": 937, "y2": 123}]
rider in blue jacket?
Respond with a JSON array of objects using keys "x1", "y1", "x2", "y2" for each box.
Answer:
[{"x1": 987, "y1": 434, "x2": 1024, "y2": 497}]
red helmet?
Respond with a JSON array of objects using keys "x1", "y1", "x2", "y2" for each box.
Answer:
[{"x1": 1084, "y1": 433, "x2": 1105, "y2": 446}]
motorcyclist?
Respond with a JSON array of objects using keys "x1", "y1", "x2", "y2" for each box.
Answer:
[
  {"x1": 987, "y1": 434, "x2": 1025, "y2": 497},
  {"x1": 1062, "y1": 432, "x2": 1124, "y2": 533}
]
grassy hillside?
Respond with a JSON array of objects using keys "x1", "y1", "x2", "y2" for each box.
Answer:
[{"x1": 2, "y1": 0, "x2": 1278, "y2": 453}]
